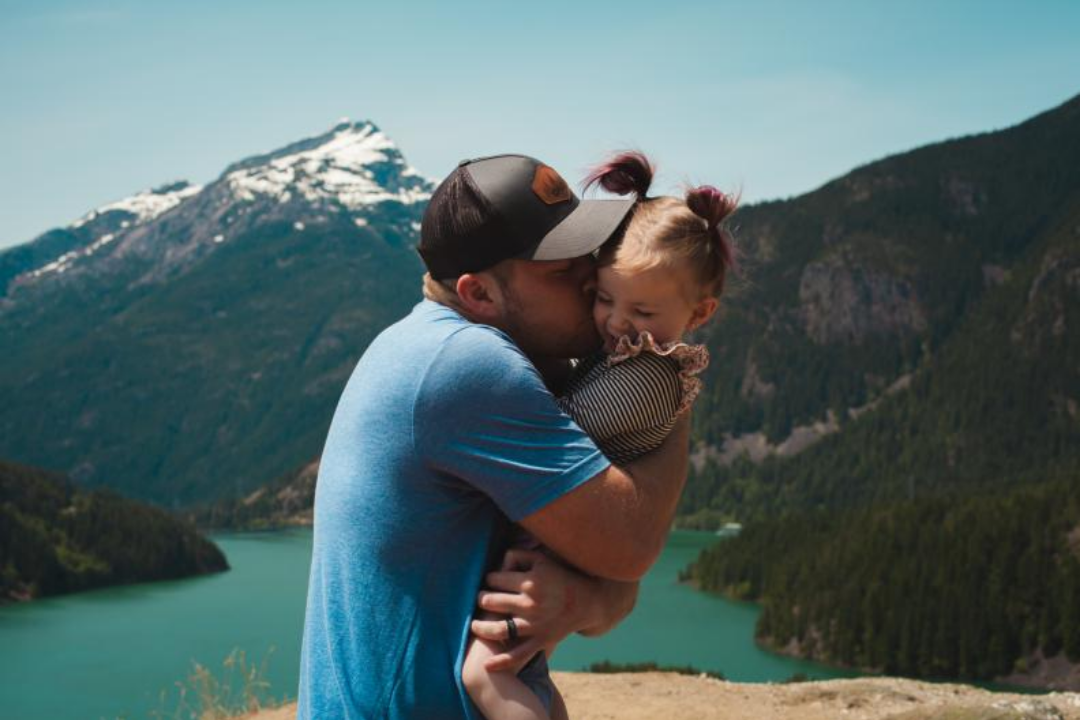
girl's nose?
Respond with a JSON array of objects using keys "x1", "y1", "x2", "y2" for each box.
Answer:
[{"x1": 608, "y1": 313, "x2": 633, "y2": 336}]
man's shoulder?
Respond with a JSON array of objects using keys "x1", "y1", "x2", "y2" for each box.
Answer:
[
  {"x1": 428, "y1": 330, "x2": 540, "y2": 396},
  {"x1": 358, "y1": 301, "x2": 536, "y2": 402},
  {"x1": 405, "y1": 301, "x2": 531, "y2": 371},
  {"x1": 397, "y1": 300, "x2": 510, "y2": 344},
  {"x1": 404, "y1": 307, "x2": 544, "y2": 412}
]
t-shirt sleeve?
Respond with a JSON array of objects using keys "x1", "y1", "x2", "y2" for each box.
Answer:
[{"x1": 413, "y1": 325, "x2": 612, "y2": 522}]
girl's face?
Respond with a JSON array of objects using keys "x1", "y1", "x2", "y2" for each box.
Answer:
[{"x1": 594, "y1": 263, "x2": 718, "y2": 352}]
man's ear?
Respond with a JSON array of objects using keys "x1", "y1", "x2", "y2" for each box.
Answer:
[
  {"x1": 455, "y1": 273, "x2": 502, "y2": 322},
  {"x1": 686, "y1": 297, "x2": 719, "y2": 331}
]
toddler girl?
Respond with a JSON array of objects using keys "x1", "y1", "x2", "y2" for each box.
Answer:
[{"x1": 462, "y1": 151, "x2": 738, "y2": 720}]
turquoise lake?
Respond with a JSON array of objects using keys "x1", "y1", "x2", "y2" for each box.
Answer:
[{"x1": 0, "y1": 529, "x2": 855, "y2": 719}]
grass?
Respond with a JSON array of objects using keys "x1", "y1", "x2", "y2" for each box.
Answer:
[{"x1": 150, "y1": 648, "x2": 281, "y2": 720}]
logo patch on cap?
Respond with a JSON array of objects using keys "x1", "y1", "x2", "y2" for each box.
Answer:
[{"x1": 532, "y1": 165, "x2": 572, "y2": 205}]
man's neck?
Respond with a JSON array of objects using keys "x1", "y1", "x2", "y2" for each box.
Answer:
[{"x1": 422, "y1": 275, "x2": 573, "y2": 393}]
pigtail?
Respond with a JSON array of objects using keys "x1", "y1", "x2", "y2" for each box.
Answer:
[
  {"x1": 589, "y1": 153, "x2": 741, "y2": 302},
  {"x1": 583, "y1": 151, "x2": 655, "y2": 198},
  {"x1": 686, "y1": 185, "x2": 739, "y2": 278}
]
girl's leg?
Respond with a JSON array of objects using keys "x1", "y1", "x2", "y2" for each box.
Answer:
[
  {"x1": 462, "y1": 617, "x2": 550, "y2": 720},
  {"x1": 549, "y1": 685, "x2": 569, "y2": 720}
]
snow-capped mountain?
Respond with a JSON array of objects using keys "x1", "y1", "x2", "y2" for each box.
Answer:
[
  {"x1": 4, "y1": 119, "x2": 433, "y2": 298},
  {"x1": 222, "y1": 119, "x2": 430, "y2": 209},
  {"x1": 0, "y1": 119, "x2": 435, "y2": 505}
]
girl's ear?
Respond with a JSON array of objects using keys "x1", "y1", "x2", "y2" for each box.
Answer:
[
  {"x1": 455, "y1": 273, "x2": 502, "y2": 322},
  {"x1": 686, "y1": 296, "x2": 719, "y2": 331}
]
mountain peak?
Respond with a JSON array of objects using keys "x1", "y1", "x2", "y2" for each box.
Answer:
[
  {"x1": 220, "y1": 119, "x2": 432, "y2": 210},
  {"x1": 330, "y1": 117, "x2": 364, "y2": 133}
]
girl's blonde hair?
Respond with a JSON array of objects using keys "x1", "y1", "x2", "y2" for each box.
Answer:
[{"x1": 584, "y1": 152, "x2": 738, "y2": 299}]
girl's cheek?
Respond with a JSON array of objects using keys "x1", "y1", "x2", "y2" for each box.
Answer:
[
  {"x1": 593, "y1": 305, "x2": 607, "y2": 331},
  {"x1": 650, "y1": 318, "x2": 679, "y2": 344}
]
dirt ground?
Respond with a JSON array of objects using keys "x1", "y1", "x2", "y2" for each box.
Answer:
[{"x1": 248, "y1": 673, "x2": 1080, "y2": 719}]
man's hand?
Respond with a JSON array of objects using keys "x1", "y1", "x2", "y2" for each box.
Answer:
[{"x1": 470, "y1": 548, "x2": 639, "y2": 671}]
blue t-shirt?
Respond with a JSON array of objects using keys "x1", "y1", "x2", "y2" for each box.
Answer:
[{"x1": 297, "y1": 300, "x2": 611, "y2": 719}]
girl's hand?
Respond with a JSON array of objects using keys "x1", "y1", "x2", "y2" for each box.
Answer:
[{"x1": 470, "y1": 548, "x2": 639, "y2": 671}]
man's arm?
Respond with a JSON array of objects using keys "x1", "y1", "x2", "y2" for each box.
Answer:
[
  {"x1": 420, "y1": 328, "x2": 687, "y2": 582},
  {"x1": 518, "y1": 414, "x2": 690, "y2": 582}
]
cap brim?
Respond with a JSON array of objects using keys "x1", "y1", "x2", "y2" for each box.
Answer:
[{"x1": 530, "y1": 199, "x2": 636, "y2": 261}]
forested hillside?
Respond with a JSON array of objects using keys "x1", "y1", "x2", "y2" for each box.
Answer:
[
  {"x1": 684, "y1": 473, "x2": 1080, "y2": 686},
  {"x1": 192, "y1": 458, "x2": 318, "y2": 530},
  {"x1": 680, "y1": 93, "x2": 1080, "y2": 521},
  {"x1": 0, "y1": 122, "x2": 429, "y2": 505},
  {"x1": 0, "y1": 460, "x2": 227, "y2": 601}
]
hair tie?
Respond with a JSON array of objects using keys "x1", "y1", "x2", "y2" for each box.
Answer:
[
  {"x1": 686, "y1": 185, "x2": 737, "y2": 230},
  {"x1": 583, "y1": 151, "x2": 655, "y2": 198},
  {"x1": 686, "y1": 184, "x2": 739, "y2": 274}
]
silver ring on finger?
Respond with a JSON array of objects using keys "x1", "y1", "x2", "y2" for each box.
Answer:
[{"x1": 505, "y1": 617, "x2": 519, "y2": 642}]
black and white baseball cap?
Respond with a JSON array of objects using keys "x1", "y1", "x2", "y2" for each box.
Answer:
[{"x1": 418, "y1": 154, "x2": 635, "y2": 280}]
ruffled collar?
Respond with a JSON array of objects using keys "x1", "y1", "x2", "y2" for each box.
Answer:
[{"x1": 606, "y1": 331, "x2": 710, "y2": 416}]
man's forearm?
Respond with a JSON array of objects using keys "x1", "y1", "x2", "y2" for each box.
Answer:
[
  {"x1": 617, "y1": 414, "x2": 691, "y2": 556},
  {"x1": 519, "y1": 414, "x2": 692, "y2": 582}
]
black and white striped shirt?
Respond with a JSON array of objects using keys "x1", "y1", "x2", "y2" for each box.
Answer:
[{"x1": 557, "y1": 342, "x2": 708, "y2": 465}]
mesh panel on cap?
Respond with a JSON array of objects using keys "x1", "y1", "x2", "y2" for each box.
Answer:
[{"x1": 418, "y1": 167, "x2": 523, "y2": 279}]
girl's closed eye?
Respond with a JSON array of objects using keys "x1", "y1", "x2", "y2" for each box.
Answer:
[
  {"x1": 634, "y1": 309, "x2": 655, "y2": 318},
  {"x1": 595, "y1": 293, "x2": 613, "y2": 305}
]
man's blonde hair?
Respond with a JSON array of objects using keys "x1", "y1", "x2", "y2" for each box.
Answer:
[
  {"x1": 420, "y1": 263, "x2": 514, "y2": 313},
  {"x1": 421, "y1": 273, "x2": 462, "y2": 308}
]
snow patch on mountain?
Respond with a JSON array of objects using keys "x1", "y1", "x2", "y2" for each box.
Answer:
[
  {"x1": 28, "y1": 232, "x2": 117, "y2": 279},
  {"x1": 72, "y1": 182, "x2": 203, "y2": 229},
  {"x1": 224, "y1": 122, "x2": 432, "y2": 210},
  {"x1": 24, "y1": 183, "x2": 204, "y2": 280}
]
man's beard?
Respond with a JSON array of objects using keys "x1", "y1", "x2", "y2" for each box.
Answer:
[{"x1": 499, "y1": 283, "x2": 602, "y2": 361}]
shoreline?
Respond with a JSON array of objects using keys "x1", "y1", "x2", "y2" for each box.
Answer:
[
  {"x1": 754, "y1": 634, "x2": 1080, "y2": 694},
  {"x1": 243, "y1": 673, "x2": 1080, "y2": 720},
  {"x1": 680, "y1": 578, "x2": 1080, "y2": 694},
  {"x1": 0, "y1": 564, "x2": 230, "y2": 607}
]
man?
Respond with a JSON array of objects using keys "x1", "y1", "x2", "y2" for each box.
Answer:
[{"x1": 298, "y1": 154, "x2": 690, "y2": 719}]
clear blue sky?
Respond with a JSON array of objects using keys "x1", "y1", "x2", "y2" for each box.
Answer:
[{"x1": 2, "y1": 0, "x2": 1078, "y2": 249}]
